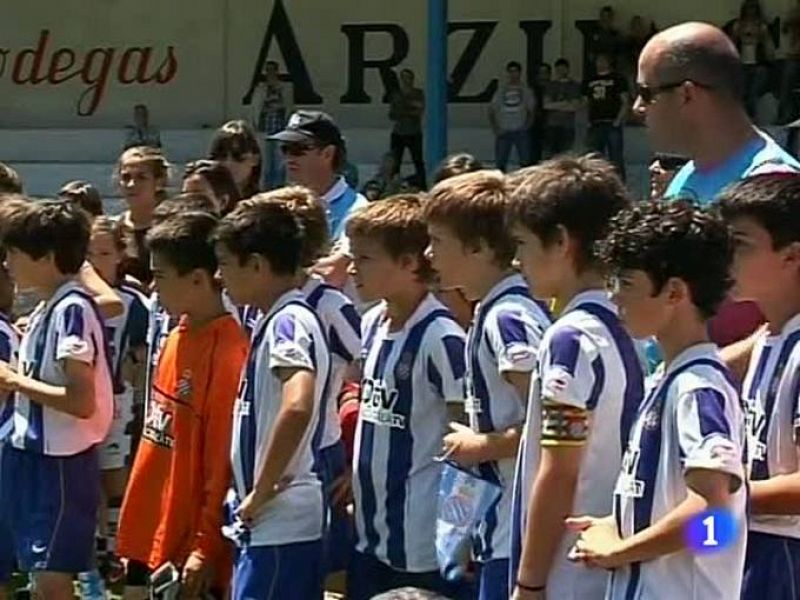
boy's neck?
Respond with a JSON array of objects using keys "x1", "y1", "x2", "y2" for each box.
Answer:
[
  {"x1": 657, "y1": 308, "x2": 710, "y2": 367},
  {"x1": 127, "y1": 205, "x2": 155, "y2": 229},
  {"x1": 465, "y1": 265, "x2": 515, "y2": 303},
  {"x1": 554, "y1": 269, "x2": 606, "y2": 310},
  {"x1": 758, "y1": 292, "x2": 800, "y2": 335},
  {"x1": 385, "y1": 284, "x2": 428, "y2": 332},
  {"x1": 37, "y1": 273, "x2": 73, "y2": 301},
  {"x1": 184, "y1": 289, "x2": 227, "y2": 330},
  {"x1": 254, "y1": 278, "x2": 297, "y2": 314}
]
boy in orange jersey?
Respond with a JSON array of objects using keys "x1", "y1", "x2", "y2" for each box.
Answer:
[{"x1": 116, "y1": 211, "x2": 248, "y2": 600}]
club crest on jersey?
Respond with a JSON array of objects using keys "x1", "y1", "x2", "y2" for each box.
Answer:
[
  {"x1": 177, "y1": 369, "x2": 192, "y2": 400},
  {"x1": 643, "y1": 409, "x2": 660, "y2": 430},
  {"x1": 361, "y1": 378, "x2": 405, "y2": 429},
  {"x1": 396, "y1": 352, "x2": 413, "y2": 380}
]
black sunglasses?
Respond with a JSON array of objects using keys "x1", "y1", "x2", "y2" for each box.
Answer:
[
  {"x1": 280, "y1": 143, "x2": 317, "y2": 157},
  {"x1": 636, "y1": 79, "x2": 711, "y2": 104}
]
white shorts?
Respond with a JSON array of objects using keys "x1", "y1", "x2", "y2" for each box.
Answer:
[{"x1": 100, "y1": 389, "x2": 134, "y2": 471}]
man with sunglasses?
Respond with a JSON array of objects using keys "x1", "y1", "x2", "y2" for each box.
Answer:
[{"x1": 269, "y1": 110, "x2": 368, "y2": 291}]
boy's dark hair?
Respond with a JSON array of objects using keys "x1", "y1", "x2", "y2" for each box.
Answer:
[
  {"x1": 209, "y1": 120, "x2": 262, "y2": 198},
  {"x1": 2, "y1": 200, "x2": 90, "y2": 274},
  {"x1": 58, "y1": 180, "x2": 103, "y2": 217},
  {"x1": 555, "y1": 58, "x2": 569, "y2": 69},
  {"x1": 0, "y1": 163, "x2": 23, "y2": 195},
  {"x1": 598, "y1": 200, "x2": 733, "y2": 319},
  {"x1": 433, "y1": 153, "x2": 483, "y2": 184},
  {"x1": 508, "y1": 155, "x2": 631, "y2": 271},
  {"x1": 506, "y1": 61, "x2": 522, "y2": 72},
  {"x1": 425, "y1": 170, "x2": 515, "y2": 266},
  {"x1": 213, "y1": 198, "x2": 304, "y2": 276},
  {"x1": 146, "y1": 211, "x2": 219, "y2": 277},
  {"x1": 717, "y1": 173, "x2": 800, "y2": 249},
  {"x1": 254, "y1": 187, "x2": 330, "y2": 268},
  {"x1": 152, "y1": 193, "x2": 219, "y2": 225},
  {"x1": 346, "y1": 194, "x2": 435, "y2": 283}
]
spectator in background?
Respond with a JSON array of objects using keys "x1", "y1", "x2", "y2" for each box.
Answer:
[
  {"x1": 389, "y1": 68, "x2": 426, "y2": 189},
  {"x1": 584, "y1": 52, "x2": 629, "y2": 179},
  {"x1": 489, "y1": 61, "x2": 535, "y2": 172},
  {"x1": 58, "y1": 180, "x2": 103, "y2": 218},
  {"x1": 588, "y1": 6, "x2": 624, "y2": 71},
  {"x1": 780, "y1": 4, "x2": 800, "y2": 123},
  {"x1": 124, "y1": 104, "x2": 161, "y2": 150},
  {"x1": 648, "y1": 153, "x2": 688, "y2": 199},
  {"x1": 251, "y1": 60, "x2": 289, "y2": 190},
  {"x1": 530, "y1": 63, "x2": 551, "y2": 164},
  {"x1": 624, "y1": 16, "x2": 657, "y2": 85},
  {"x1": 0, "y1": 162, "x2": 23, "y2": 194},
  {"x1": 730, "y1": 0, "x2": 775, "y2": 118},
  {"x1": 361, "y1": 152, "x2": 404, "y2": 200},
  {"x1": 543, "y1": 58, "x2": 581, "y2": 156},
  {"x1": 209, "y1": 120, "x2": 262, "y2": 199},
  {"x1": 433, "y1": 152, "x2": 483, "y2": 184},
  {"x1": 182, "y1": 159, "x2": 241, "y2": 214}
]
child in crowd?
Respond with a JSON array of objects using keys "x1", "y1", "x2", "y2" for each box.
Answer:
[
  {"x1": 345, "y1": 195, "x2": 468, "y2": 600},
  {"x1": 209, "y1": 120, "x2": 262, "y2": 199},
  {"x1": 115, "y1": 146, "x2": 170, "y2": 286},
  {"x1": 59, "y1": 180, "x2": 104, "y2": 219},
  {"x1": 182, "y1": 159, "x2": 242, "y2": 215},
  {"x1": 506, "y1": 156, "x2": 643, "y2": 600},
  {"x1": 717, "y1": 173, "x2": 800, "y2": 599},
  {"x1": 0, "y1": 201, "x2": 113, "y2": 600},
  {"x1": 117, "y1": 211, "x2": 248, "y2": 600},
  {"x1": 423, "y1": 170, "x2": 551, "y2": 600},
  {"x1": 214, "y1": 198, "x2": 331, "y2": 600},
  {"x1": 86, "y1": 216, "x2": 149, "y2": 573},
  {"x1": 569, "y1": 200, "x2": 746, "y2": 599},
  {"x1": 259, "y1": 187, "x2": 362, "y2": 580}
]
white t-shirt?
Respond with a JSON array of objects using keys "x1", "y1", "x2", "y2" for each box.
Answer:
[
  {"x1": 511, "y1": 290, "x2": 645, "y2": 599},
  {"x1": 230, "y1": 289, "x2": 331, "y2": 546},
  {"x1": 7, "y1": 280, "x2": 113, "y2": 456},
  {"x1": 353, "y1": 294, "x2": 466, "y2": 572},
  {"x1": 465, "y1": 274, "x2": 550, "y2": 563},
  {"x1": 743, "y1": 314, "x2": 800, "y2": 538},
  {"x1": 609, "y1": 343, "x2": 747, "y2": 600}
]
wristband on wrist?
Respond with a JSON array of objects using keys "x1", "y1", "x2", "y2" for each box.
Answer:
[{"x1": 517, "y1": 581, "x2": 546, "y2": 592}]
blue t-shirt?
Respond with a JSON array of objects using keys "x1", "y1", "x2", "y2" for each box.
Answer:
[{"x1": 666, "y1": 130, "x2": 800, "y2": 205}]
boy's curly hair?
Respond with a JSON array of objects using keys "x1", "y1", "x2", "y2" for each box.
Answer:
[{"x1": 597, "y1": 200, "x2": 733, "y2": 319}]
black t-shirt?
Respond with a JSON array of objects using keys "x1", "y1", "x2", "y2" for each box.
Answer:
[{"x1": 583, "y1": 72, "x2": 628, "y2": 123}]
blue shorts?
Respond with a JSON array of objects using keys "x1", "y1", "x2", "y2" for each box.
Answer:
[
  {"x1": 232, "y1": 540, "x2": 322, "y2": 600},
  {"x1": 347, "y1": 551, "x2": 473, "y2": 600},
  {"x1": 742, "y1": 531, "x2": 800, "y2": 600},
  {"x1": 317, "y1": 439, "x2": 353, "y2": 573},
  {"x1": 477, "y1": 558, "x2": 509, "y2": 600},
  {"x1": 1, "y1": 444, "x2": 100, "y2": 573}
]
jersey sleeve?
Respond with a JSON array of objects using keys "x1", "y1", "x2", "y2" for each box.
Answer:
[
  {"x1": 426, "y1": 324, "x2": 466, "y2": 403},
  {"x1": 676, "y1": 387, "x2": 743, "y2": 484},
  {"x1": 486, "y1": 307, "x2": 543, "y2": 374},
  {"x1": 268, "y1": 310, "x2": 317, "y2": 372},
  {"x1": 327, "y1": 297, "x2": 361, "y2": 364},
  {"x1": 539, "y1": 324, "x2": 601, "y2": 410},
  {"x1": 54, "y1": 301, "x2": 96, "y2": 364}
]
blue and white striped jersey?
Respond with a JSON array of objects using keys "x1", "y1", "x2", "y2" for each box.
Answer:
[
  {"x1": 302, "y1": 275, "x2": 361, "y2": 450},
  {"x1": 0, "y1": 313, "x2": 20, "y2": 441},
  {"x1": 743, "y1": 314, "x2": 800, "y2": 538},
  {"x1": 6, "y1": 281, "x2": 113, "y2": 456},
  {"x1": 609, "y1": 343, "x2": 746, "y2": 600},
  {"x1": 465, "y1": 274, "x2": 550, "y2": 563},
  {"x1": 105, "y1": 284, "x2": 148, "y2": 396},
  {"x1": 353, "y1": 293, "x2": 466, "y2": 572},
  {"x1": 230, "y1": 289, "x2": 331, "y2": 546},
  {"x1": 510, "y1": 290, "x2": 644, "y2": 599}
]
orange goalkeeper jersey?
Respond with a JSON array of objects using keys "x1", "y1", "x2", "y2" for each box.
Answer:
[{"x1": 117, "y1": 313, "x2": 247, "y2": 582}]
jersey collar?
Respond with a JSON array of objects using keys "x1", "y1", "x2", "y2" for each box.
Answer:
[{"x1": 561, "y1": 288, "x2": 614, "y2": 315}]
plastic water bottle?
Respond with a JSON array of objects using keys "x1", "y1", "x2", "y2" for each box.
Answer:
[{"x1": 78, "y1": 569, "x2": 107, "y2": 600}]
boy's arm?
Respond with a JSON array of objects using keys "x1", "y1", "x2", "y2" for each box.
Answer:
[
  {"x1": 78, "y1": 262, "x2": 123, "y2": 319},
  {"x1": 0, "y1": 357, "x2": 95, "y2": 419},
  {"x1": 183, "y1": 339, "x2": 247, "y2": 595}
]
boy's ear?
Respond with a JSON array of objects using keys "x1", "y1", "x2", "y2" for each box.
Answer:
[
  {"x1": 781, "y1": 241, "x2": 800, "y2": 268},
  {"x1": 663, "y1": 276, "x2": 688, "y2": 306},
  {"x1": 554, "y1": 225, "x2": 574, "y2": 260},
  {"x1": 397, "y1": 252, "x2": 420, "y2": 274}
]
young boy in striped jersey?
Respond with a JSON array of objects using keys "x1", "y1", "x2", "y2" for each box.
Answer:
[
  {"x1": 507, "y1": 156, "x2": 643, "y2": 600},
  {"x1": 260, "y1": 187, "x2": 361, "y2": 578},
  {"x1": 423, "y1": 170, "x2": 550, "y2": 600},
  {"x1": 569, "y1": 200, "x2": 747, "y2": 599},
  {"x1": 214, "y1": 198, "x2": 331, "y2": 600},
  {"x1": 717, "y1": 173, "x2": 800, "y2": 599},
  {"x1": 346, "y1": 196, "x2": 467, "y2": 600},
  {"x1": 0, "y1": 201, "x2": 114, "y2": 599}
]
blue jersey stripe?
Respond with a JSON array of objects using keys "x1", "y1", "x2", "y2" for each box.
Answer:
[
  {"x1": 587, "y1": 356, "x2": 606, "y2": 410},
  {"x1": 238, "y1": 323, "x2": 267, "y2": 493},
  {"x1": 695, "y1": 388, "x2": 731, "y2": 437}
]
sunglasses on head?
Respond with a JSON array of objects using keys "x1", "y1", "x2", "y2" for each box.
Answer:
[
  {"x1": 280, "y1": 143, "x2": 318, "y2": 157},
  {"x1": 635, "y1": 79, "x2": 712, "y2": 104}
]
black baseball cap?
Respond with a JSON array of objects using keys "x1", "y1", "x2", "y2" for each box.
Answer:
[{"x1": 268, "y1": 110, "x2": 345, "y2": 147}]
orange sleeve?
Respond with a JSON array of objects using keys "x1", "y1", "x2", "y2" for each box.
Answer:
[{"x1": 189, "y1": 332, "x2": 247, "y2": 562}]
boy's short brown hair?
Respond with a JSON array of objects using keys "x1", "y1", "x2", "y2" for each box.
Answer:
[
  {"x1": 253, "y1": 186, "x2": 330, "y2": 267},
  {"x1": 0, "y1": 163, "x2": 23, "y2": 195},
  {"x1": 346, "y1": 194, "x2": 434, "y2": 282},
  {"x1": 508, "y1": 155, "x2": 631, "y2": 271},
  {"x1": 59, "y1": 180, "x2": 103, "y2": 217},
  {"x1": 147, "y1": 211, "x2": 219, "y2": 276},
  {"x1": 424, "y1": 169, "x2": 515, "y2": 266}
]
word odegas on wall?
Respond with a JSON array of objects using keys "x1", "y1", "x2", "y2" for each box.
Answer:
[{"x1": 0, "y1": 30, "x2": 178, "y2": 116}]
